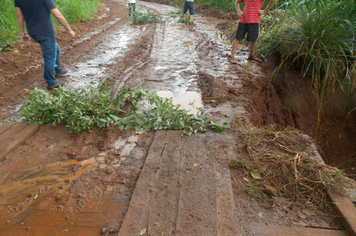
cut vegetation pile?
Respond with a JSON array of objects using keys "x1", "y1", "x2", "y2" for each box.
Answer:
[
  {"x1": 19, "y1": 80, "x2": 227, "y2": 135},
  {"x1": 230, "y1": 125, "x2": 356, "y2": 210}
]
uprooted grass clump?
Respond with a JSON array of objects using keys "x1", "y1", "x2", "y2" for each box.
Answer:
[
  {"x1": 19, "y1": 79, "x2": 227, "y2": 135},
  {"x1": 230, "y1": 125, "x2": 356, "y2": 208}
]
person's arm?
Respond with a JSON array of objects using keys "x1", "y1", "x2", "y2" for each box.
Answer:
[
  {"x1": 15, "y1": 7, "x2": 30, "y2": 44},
  {"x1": 235, "y1": 0, "x2": 243, "y2": 18},
  {"x1": 260, "y1": 0, "x2": 277, "y2": 15},
  {"x1": 49, "y1": 8, "x2": 76, "y2": 38},
  {"x1": 136, "y1": 0, "x2": 139, "y2": 7}
]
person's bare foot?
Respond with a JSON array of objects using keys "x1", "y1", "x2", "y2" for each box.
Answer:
[
  {"x1": 248, "y1": 55, "x2": 263, "y2": 63},
  {"x1": 229, "y1": 55, "x2": 237, "y2": 64}
]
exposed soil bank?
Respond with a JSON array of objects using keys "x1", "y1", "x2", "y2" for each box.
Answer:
[
  {"x1": 200, "y1": 5, "x2": 356, "y2": 177},
  {"x1": 243, "y1": 56, "x2": 356, "y2": 177}
]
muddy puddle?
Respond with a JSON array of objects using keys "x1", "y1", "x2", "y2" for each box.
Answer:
[{"x1": 67, "y1": 24, "x2": 140, "y2": 88}]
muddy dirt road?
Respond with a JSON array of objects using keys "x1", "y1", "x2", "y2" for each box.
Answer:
[{"x1": 0, "y1": 1, "x2": 351, "y2": 235}]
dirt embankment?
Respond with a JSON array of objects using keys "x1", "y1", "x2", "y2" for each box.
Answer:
[
  {"x1": 209, "y1": 7, "x2": 356, "y2": 177},
  {"x1": 243, "y1": 56, "x2": 356, "y2": 178}
]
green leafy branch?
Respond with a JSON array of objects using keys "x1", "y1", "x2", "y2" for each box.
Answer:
[{"x1": 19, "y1": 79, "x2": 227, "y2": 135}]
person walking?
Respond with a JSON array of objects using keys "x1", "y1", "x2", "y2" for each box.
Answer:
[
  {"x1": 15, "y1": 0, "x2": 75, "y2": 90},
  {"x1": 182, "y1": 0, "x2": 195, "y2": 24},
  {"x1": 230, "y1": 0, "x2": 277, "y2": 64},
  {"x1": 125, "y1": 0, "x2": 139, "y2": 16}
]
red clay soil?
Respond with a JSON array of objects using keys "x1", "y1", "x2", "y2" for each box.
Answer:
[{"x1": 0, "y1": 0, "x2": 355, "y2": 235}]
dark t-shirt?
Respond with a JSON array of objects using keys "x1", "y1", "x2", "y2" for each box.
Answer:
[{"x1": 14, "y1": 0, "x2": 56, "y2": 38}]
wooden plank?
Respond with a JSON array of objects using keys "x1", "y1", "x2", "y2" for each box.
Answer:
[
  {"x1": 329, "y1": 190, "x2": 356, "y2": 236},
  {"x1": 119, "y1": 132, "x2": 239, "y2": 236},
  {"x1": 0, "y1": 123, "x2": 40, "y2": 161},
  {"x1": 250, "y1": 223, "x2": 348, "y2": 236},
  {"x1": 175, "y1": 134, "x2": 218, "y2": 236},
  {"x1": 0, "y1": 122, "x2": 16, "y2": 135},
  {"x1": 118, "y1": 130, "x2": 170, "y2": 236},
  {"x1": 215, "y1": 166, "x2": 239, "y2": 236},
  {"x1": 146, "y1": 130, "x2": 182, "y2": 235}
]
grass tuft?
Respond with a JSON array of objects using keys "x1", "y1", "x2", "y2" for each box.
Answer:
[{"x1": 258, "y1": 0, "x2": 356, "y2": 98}]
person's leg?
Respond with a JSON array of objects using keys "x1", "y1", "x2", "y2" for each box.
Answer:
[
  {"x1": 132, "y1": 3, "x2": 136, "y2": 17},
  {"x1": 189, "y1": 2, "x2": 195, "y2": 23},
  {"x1": 37, "y1": 37, "x2": 57, "y2": 86},
  {"x1": 246, "y1": 23, "x2": 262, "y2": 62},
  {"x1": 128, "y1": 3, "x2": 133, "y2": 16},
  {"x1": 182, "y1": 1, "x2": 188, "y2": 22},
  {"x1": 230, "y1": 39, "x2": 241, "y2": 63},
  {"x1": 230, "y1": 23, "x2": 247, "y2": 63},
  {"x1": 249, "y1": 41, "x2": 257, "y2": 57},
  {"x1": 55, "y1": 42, "x2": 62, "y2": 73}
]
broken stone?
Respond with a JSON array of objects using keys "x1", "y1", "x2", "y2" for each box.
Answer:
[
  {"x1": 97, "y1": 152, "x2": 106, "y2": 157},
  {"x1": 127, "y1": 136, "x2": 138, "y2": 144}
]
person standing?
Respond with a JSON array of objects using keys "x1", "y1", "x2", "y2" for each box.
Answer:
[
  {"x1": 15, "y1": 0, "x2": 75, "y2": 90},
  {"x1": 230, "y1": 0, "x2": 277, "y2": 64},
  {"x1": 182, "y1": 0, "x2": 195, "y2": 24},
  {"x1": 125, "y1": 0, "x2": 139, "y2": 16}
]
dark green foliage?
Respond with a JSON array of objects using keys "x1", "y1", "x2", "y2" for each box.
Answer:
[
  {"x1": 129, "y1": 9, "x2": 163, "y2": 25},
  {"x1": 19, "y1": 80, "x2": 227, "y2": 135},
  {"x1": 258, "y1": 0, "x2": 356, "y2": 96}
]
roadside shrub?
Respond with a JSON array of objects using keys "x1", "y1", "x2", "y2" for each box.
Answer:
[{"x1": 19, "y1": 80, "x2": 227, "y2": 135}]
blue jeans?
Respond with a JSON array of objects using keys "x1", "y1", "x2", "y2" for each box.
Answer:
[
  {"x1": 128, "y1": 3, "x2": 136, "y2": 16},
  {"x1": 31, "y1": 36, "x2": 62, "y2": 86}
]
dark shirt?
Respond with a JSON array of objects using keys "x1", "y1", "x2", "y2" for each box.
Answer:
[{"x1": 14, "y1": 0, "x2": 56, "y2": 38}]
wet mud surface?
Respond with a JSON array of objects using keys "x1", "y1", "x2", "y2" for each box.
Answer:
[{"x1": 0, "y1": 0, "x2": 354, "y2": 235}]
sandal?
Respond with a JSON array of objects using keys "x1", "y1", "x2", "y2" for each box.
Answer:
[{"x1": 229, "y1": 56, "x2": 237, "y2": 64}]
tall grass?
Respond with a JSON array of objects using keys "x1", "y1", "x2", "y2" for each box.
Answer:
[
  {"x1": 166, "y1": 0, "x2": 289, "y2": 13},
  {"x1": 0, "y1": 0, "x2": 101, "y2": 52},
  {"x1": 258, "y1": 0, "x2": 356, "y2": 96},
  {"x1": 257, "y1": 0, "x2": 356, "y2": 129},
  {"x1": 53, "y1": 0, "x2": 101, "y2": 25},
  {"x1": 0, "y1": 0, "x2": 18, "y2": 52}
]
